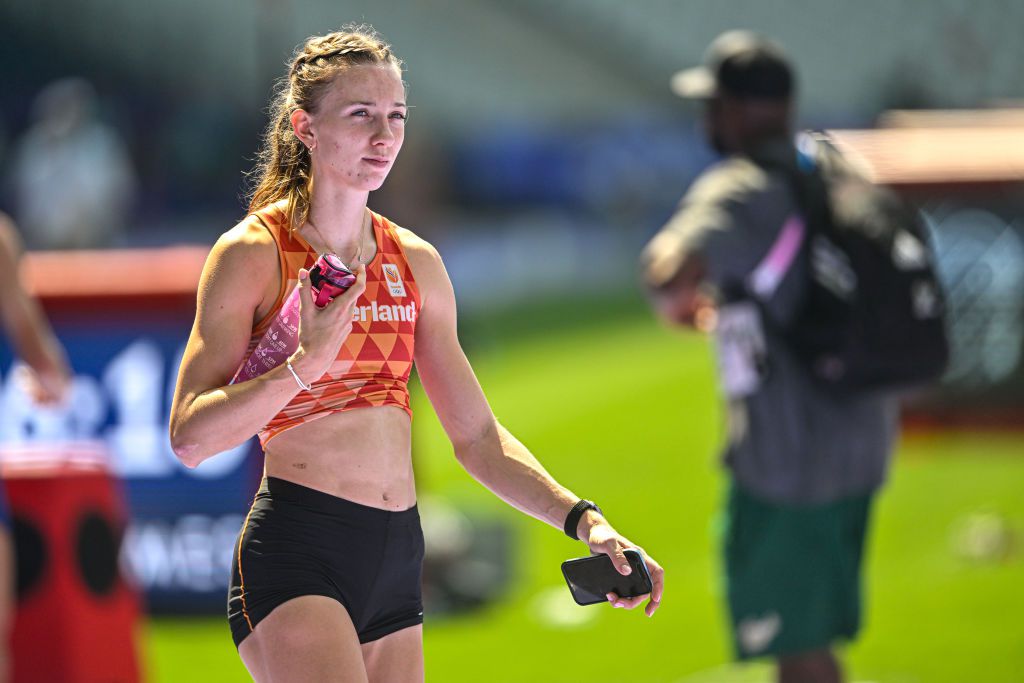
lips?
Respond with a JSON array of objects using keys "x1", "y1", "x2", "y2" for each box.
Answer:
[{"x1": 362, "y1": 157, "x2": 390, "y2": 167}]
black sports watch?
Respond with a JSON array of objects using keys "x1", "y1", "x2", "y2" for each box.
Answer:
[{"x1": 563, "y1": 499, "x2": 602, "y2": 541}]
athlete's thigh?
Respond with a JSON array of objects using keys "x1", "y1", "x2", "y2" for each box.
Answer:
[
  {"x1": 245, "y1": 595, "x2": 368, "y2": 683},
  {"x1": 237, "y1": 633, "x2": 269, "y2": 682},
  {"x1": 360, "y1": 624, "x2": 423, "y2": 683}
]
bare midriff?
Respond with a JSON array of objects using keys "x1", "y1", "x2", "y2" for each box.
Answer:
[{"x1": 263, "y1": 405, "x2": 416, "y2": 511}]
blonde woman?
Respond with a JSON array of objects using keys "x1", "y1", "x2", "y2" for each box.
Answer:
[{"x1": 170, "y1": 25, "x2": 663, "y2": 683}]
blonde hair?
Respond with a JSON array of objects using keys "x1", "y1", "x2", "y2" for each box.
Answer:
[{"x1": 247, "y1": 24, "x2": 403, "y2": 230}]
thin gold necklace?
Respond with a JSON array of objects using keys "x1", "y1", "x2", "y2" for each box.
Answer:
[{"x1": 306, "y1": 212, "x2": 372, "y2": 269}]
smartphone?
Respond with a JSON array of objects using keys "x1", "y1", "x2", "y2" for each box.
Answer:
[{"x1": 561, "y1": 549, "x2": 653, "y2": 606}]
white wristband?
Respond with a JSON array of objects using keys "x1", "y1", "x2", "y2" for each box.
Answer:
[{"x1": 286, "y1": 360, "x2": 312, "y2": 391}]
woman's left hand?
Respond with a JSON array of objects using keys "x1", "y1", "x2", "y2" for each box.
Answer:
[{"x1": 583, "y1": 517, "x2": 665, "y2": 617}]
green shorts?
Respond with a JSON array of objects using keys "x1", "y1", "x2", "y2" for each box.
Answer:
[{"x1": 722, "y1": 483, "x2": 873, "y2": 660}]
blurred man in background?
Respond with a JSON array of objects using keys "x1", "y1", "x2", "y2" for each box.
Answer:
[
  {"x1": 0, "y1": 211, "x2": 73, "y2": 681},
  {"x1": 7, "y1": 78, "x2": 136, "y2": 250},
  {"x1": 641, "y1": 32, "x2": 898, "y2": 683},
  {"x1": 0, "y1": 212, "x2": 71, "y2": 402}
]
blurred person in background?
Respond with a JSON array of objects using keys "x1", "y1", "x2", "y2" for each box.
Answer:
[
  {"x1": 0, "y1": 213, "x2": 71, "y2": 403},
  {"x1": 642, "y1": 32, "x2": 897, "y2": 683},
  {"x1": 170, "y1": 25, "x2": 663, "y2": 683},
  {"x1": 8, "y1": 78, "x2": 137, "y2": 250},
  {"x1": 0, "y1": 211, "x2": 73, "y2": 681}
]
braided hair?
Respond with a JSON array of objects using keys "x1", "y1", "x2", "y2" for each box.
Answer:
[{"x1": 247, "y1": 24, "x2": 403, "y2": 231}]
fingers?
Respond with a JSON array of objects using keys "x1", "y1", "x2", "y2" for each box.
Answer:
[
  {"x1": 619, "y1": 595, "x2": 647, "y2": 610},
  {"x1": 603, "y1": 541, "x2": 632, "y2": 576},
  {"x1": 319, "y1": 265, "x2": 365, "y2": 326},
  {"x1": 296, "y1": 268, "x2": 313, "y2": 312},
  {"x1": 37, "y1": 368, "x2": 71, "y2": 404},
  {"x1": 587, "y1": 533, "x2": 631, "y2": 576},
  {"x1": 602, "y1": 544, "x2": 665, "y2": 617},
  {"x1": 644, "y1": 555, "x2": 665, "y2": 617},
  {"x1": 606, "y1": 592, "x2": 647, "y2": 610},
  {"x1": 300, "y1": 265, "x2": 364, "y2": 318},
  {"x1": 14, "y1": 365, "x2": 68, "y2": 406},
  {"x1": 14, "y1": 365, "x2": 45, "y2": 404}
]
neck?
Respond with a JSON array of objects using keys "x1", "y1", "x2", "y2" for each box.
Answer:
[{"x1": 304, "y1": 186, "x2": 371, "y2": 254}]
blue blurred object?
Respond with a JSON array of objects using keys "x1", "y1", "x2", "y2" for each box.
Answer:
[
  {"x1": 451, "y1": 119, "x2": 707, "y2": 213},
  {"x1": 0, "y1": 296, "x2": 262, "y2": 614}
]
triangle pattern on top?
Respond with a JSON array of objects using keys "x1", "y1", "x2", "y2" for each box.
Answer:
[{"x1": 246, "y1": 202, "x2": 424, "y2": 447}]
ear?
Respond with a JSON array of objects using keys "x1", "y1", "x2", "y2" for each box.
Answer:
[{"x1": 291, "y1": 109, "x2": 316, "y2": 150}]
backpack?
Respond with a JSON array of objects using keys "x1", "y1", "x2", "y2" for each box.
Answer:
[{"x1": 757, "y1": 133, "x2": 949, "y2": 392}]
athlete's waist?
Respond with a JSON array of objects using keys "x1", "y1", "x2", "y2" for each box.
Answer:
[
  {"x1": 258, "y1": 476, "x2": 419, "y2": 522},
  {"x1": 263, "y1": 449, "x2": 417, "y2": 511},
  {"x1": 263, "y1": 406, "x2": 413, "y2": 500}
]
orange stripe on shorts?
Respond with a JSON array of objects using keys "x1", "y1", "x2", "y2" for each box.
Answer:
[{"x1": 237, "y1": 505, "x2": 257, "y2": 633}]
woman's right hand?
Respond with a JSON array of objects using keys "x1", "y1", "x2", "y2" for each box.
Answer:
[{"x1": 289, "y1": 264, "x2": 367, "y2": 383}]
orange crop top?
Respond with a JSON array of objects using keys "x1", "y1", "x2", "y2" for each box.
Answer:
[{"x1": 244, "y1": 200, "x2": 420, "y2": 447}]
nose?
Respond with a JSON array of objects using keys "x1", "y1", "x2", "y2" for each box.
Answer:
[{"x1": 371, "y1": 115, "x2": 395, "y2": 147}]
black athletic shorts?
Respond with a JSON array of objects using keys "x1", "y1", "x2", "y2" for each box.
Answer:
[{"x1": 228, "y1": 476, "x2": 425, "y2": 647}]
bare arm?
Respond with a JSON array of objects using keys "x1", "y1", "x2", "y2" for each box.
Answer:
[
  {"x1": 168, "y1": 221, "x2": 365, "y2": 467},
  {"x1": 0, "y1": 214, "x2": 71, "y2": 403},
  {"x1": 408, "y1": 233, "x2": 664, "y2": 615}
]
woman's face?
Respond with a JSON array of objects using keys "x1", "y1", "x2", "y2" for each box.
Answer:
[{"x1": 301, "y1": 64, "x2": 407, "y2": 193}]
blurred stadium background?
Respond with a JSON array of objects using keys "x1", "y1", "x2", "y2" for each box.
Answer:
[{"x1": 1, "y1": 1, "x2": 1022, "y2": 681}]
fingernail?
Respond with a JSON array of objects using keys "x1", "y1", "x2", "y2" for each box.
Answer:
[
  {"x1": 621, "y1": 565, "x2": 632, "y2": 574},
  {"x1": 606, "y1": 593, "x2": 614, "y2": 601},
  {"x1": 615, "y1": 602, "x2": 624, "y2": 608},
  {"x1": 299, "y1": 271, "x2": 308, "y2": 280}
]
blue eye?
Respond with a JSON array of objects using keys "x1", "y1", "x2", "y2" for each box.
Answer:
[
  {"x1": 351, "y1": 110, "x2": 369, "y2": 117},
  {"x1": 390, "y1": 112, "x2": 407, "y2": 121}
]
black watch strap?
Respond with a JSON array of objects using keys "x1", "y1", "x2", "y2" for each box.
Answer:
[{"x1": 563, "y1": 499, "x2": 602, "y2": 541}]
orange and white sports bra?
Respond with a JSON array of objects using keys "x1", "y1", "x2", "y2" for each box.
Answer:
[{"x1": 245, "y1": 200, "x2": 420, "y2": 447}]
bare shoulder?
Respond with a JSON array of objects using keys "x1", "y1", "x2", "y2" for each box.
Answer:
[
  {"x1": 395, "y1": 225, "x2": 440, "y2": 260},
  {"x1": 211, "y1": 214, "x2": 278, "y2": 268},
  {"x1": 393, "y1": 225, "x2": 454, "y2": 316},
  {"x1": 395, "y1": 225, "x2": 445, "y2": 278},
  {"x1": 201, "y1": 214, "x2": 279, "y2": 293}
]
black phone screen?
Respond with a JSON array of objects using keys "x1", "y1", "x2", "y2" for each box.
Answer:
[{"x1": 560, "y1": 549, "x2": 653, "y2": 606}]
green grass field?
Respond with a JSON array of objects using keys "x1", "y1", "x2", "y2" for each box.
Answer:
[{"x1": 145, "y1": 297, "x2": 1024, "y2": 682}]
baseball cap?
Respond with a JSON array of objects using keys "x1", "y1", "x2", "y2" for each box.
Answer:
[{"x1": 671, "y1": 30, "x2": 794, "y2": 100}]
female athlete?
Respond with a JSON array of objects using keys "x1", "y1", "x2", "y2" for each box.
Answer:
[{"x1": 169, "y1": 25, "x2": 664, "y2": 683}]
